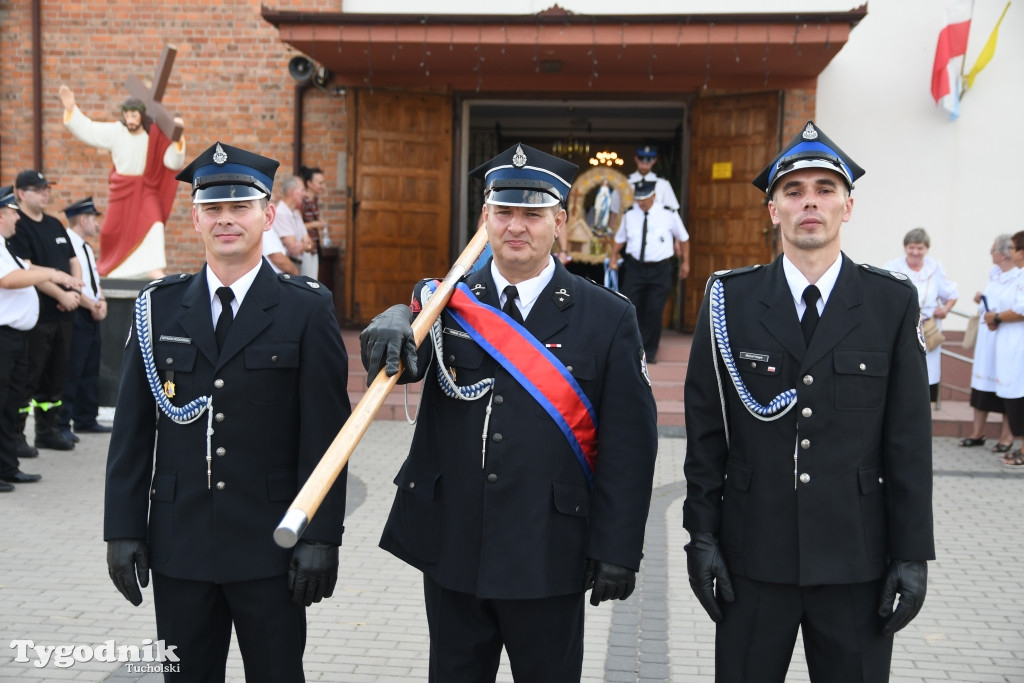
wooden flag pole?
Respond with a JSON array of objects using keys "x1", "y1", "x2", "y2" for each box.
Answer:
[{"x1": 274, "y1": 226, "x2": 491, "y2": 548}]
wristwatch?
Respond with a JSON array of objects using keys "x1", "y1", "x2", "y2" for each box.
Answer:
[{"x1": 994, "y1": 313, "x2": 1002, "y2": 325}]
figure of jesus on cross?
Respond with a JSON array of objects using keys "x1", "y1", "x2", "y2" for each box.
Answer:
[{"x1": 59, "y1": 45, "x2": 186, "y2": 279}]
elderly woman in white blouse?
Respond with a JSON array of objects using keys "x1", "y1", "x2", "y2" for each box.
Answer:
[
  {"x1": 984, "y1": 230, "x2": 1024, "y2": 469},
  {"x1": 959, "y1": 234, "x2": 1016, "y2": 453},
  {"x1": 884, "y1": 227, "x2": 959, "y2": 402}
]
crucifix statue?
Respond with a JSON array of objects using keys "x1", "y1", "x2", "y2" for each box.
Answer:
[{"x1": 59, "y1": 44, "x2": 187, "y2": 279}]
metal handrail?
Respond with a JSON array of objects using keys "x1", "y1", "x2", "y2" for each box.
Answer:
[{"x1": 935, "y1": 308, "x2": 976, "y2": 410}]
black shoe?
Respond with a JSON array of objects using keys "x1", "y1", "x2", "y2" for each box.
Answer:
[
  {"x1": 0, "y1": 481, "x2": 13, "y2": 492},
  {"x1": 0, "y1": 471, "x2": 42, "y2": 483},
  {"x1": 75, "y1": 423, "x2": 113, "y2": 434},
  {"x1": 35, "y1": 432, "x2": 75, "y2": 451},
  {"x1": 14, "y1": 438, "x2": 38, "y2": 459},
  {"x1": 59, "y1": 427, "x2": 80, "y2": 443}
]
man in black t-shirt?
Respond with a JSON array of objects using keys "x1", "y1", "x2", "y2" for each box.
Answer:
[{"x1": 8, "y1": 170, "x2": 83, "y2": 451}]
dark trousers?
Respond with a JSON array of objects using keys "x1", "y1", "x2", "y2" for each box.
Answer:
[
  {"x1": 716, "y1": 575, "x2": 893, "y2": 683},
  {"x1": 620, "y1": 256, "x2": 674, "y2": 360},
  {"x1": 152, "y1": 572, "x2": 306, "y2": 682},
  {"x1": 423, "y1": 576, "x2": 585, "y2": 683},
  {"x1": 24, "y1": 318, "x2": 74, "y2": 432},
  {"x1": 59, "y1": 308, "x2": 101, "y2": 429},
  {"x1": 0, "y1": 326, "x2": 29, "y2": 477}
]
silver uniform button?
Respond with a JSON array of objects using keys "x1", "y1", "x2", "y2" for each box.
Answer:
[
  {"x1": 493, "y1": 395, "x2": 503, "y2": 405},
  {"x1": 271, "y1": 355, "x2": 279, "y2": 363},
  {"x1": 487, "y1": 473, "x2": 498, "y2": 483},
  {"x1": 408, "y1": 482, "x2": 415, "y2": 490},
  {"x1": 566, "y1": 365, "x2": 574, "y2": 374},
  {"x1": 214, "y1": 379, "x2": 224, "y2": 389},
  {"x1": 859, "y1": 363, "x2": 867, "y2": 371},
  {"x1": 216, "y1": 447, "x2": 226, "y2": 457},
  {"x1": 166, "y1": 357, "x2": 174, "y2": 365},
  {"x1": 803, "y1": 375, "x2": 814, "y2": 385},
  {"x1": 800, "y1": 439, "x2": 811, "y2": 449},
  {"x1": 215, "y1": 413, "x2": 225, "y2": 422},
  {"x1": 799, "y1": 473, "x2": 811, "y2": 484},
  {"x1": 216, "y1": 481, "x2": 226, "y2": 490},
  {"x1": 878, "y1": 477, "x2": 884, "y2": 484},
  {"x1": 492, "y1": 433, "x2": 503, "y2": 442},
  {"x1": 802, "y1": 407, "x2": 812, "y2": 418}
]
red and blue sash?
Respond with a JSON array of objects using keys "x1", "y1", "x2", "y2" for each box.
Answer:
[{"x1": 427, "y1": 280, "x2": 598, "y2": 485}]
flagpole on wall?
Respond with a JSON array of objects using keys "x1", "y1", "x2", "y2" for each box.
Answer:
[{"x1": 960, "y1": 1, "x2": 1011, "y2": 102}]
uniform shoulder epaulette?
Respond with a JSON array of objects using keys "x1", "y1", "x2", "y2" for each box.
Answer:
[
  {"x1": 858, "y1": 263, "x2": 917, "y2": 288},
  {"x1": 278, "y1": 273, "x2": 330, "y2": 296},
  {"x1": 711, "y1": 263, "x2": 763, "y2": 280},
  {"x1": 142, "y1": 272, "x2": 193, "y2": 294},
  {"x1": 579, "y1": 275, "x2": 631, "y2": 304}
]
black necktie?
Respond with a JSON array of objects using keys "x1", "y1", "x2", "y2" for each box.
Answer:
[
  {"x1": 639, "y1": 211, "x2": 649, "y2": 263},
  {"x1": 801, "y1": 285, "x2": 821, "y2": 345},
  {"x1": 215, "y1": 286, "x2": 235, "y2": 350},
  {"x1": 502, "y1": 285, "x2": 524, "y2": 324},
  {"x1": 82, "y1": 243, "x2": 99, "y2": 297}
]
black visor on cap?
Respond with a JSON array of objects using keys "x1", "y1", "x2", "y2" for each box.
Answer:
[{"x1": 485, "y1": 179, "x2": 562, "y2": 207}]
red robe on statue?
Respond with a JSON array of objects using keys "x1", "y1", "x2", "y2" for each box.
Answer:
[{"x1": 97, "y1": 125, "x2": 179, "y2": 276}]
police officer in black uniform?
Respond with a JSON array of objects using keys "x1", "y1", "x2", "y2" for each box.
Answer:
[
  {"x1": 682, "y1": 122, "x2": 934, "y2": 682},
  {"x1": 104, "y1": 143, "x2": 352, "y2": 681},
  {"x1": 361, "y1": 143, "x2": 658, "y2": 682}
]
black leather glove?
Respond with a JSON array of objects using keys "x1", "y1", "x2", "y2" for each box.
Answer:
[
  {"x1": 288, "y1": 541, "x2": 339, "y2": 606},
  {"x1": 107, "y1": 539, "x2": 149, "y2": 606},
  {"x1": 584, "y1": 559, "x2": 636, "y2": 606},
  {"x1": 684, "y1": 531, "x2": 735, "y2": 623},
  {"x1": 359, "y1": 304, "x2": 417, "y2": 387},
  {"x1": 878, "y1": 559, "x2": 927, "y2": 636}
]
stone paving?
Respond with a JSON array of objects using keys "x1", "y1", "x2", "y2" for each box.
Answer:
[{"x1": 1, "y1": 419, "x2": 1022, "y2": 681}]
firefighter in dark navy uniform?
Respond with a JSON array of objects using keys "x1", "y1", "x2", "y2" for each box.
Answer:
[
  {"x1": 360, "y1": 142, "x2": 658, "y2": 682},
  {"x1": 682, "y1": 122, "x2": 934, "y2": 682},
  {"x1": 103, "y1": 142, "x2": 352, "y2": 681}
]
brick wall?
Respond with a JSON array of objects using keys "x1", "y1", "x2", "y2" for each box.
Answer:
[{"x1": 0, "y1": 0, "x2": 349, "y2": 274}]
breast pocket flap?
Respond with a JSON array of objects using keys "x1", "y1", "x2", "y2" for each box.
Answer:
[
  {"x1": 154, "y1": 344, "x2": 197, "y2": 372},
  {"x1": 245, "y1": 343, "x2": 300, "y2": 369},
  {"x1": 834, "y1": 350, "x2": 888, "y2": 377}
]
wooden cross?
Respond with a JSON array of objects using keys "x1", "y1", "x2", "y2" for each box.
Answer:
[{"x1": 124, "y1": 44, "x2": 183, "y2": 142}]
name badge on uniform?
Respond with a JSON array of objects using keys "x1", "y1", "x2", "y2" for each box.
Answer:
[{"x1": 738, "y1": 350, "x2": 780, "y2": 375}]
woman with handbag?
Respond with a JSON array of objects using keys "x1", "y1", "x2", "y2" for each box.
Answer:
[
  {"x1": 960, "y1": 235, "x2": 1016, "y2": 452},
  {"x1": 884, "y1": 228, "x2": 959, "y2": 401},
  {"x1": 984, "y1": 231, "x2": 1024, "y2": 469}
]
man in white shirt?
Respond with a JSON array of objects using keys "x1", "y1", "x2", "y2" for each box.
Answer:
[
  {"x1": 273, "y1": 175, "x2": 317, "y2": 279},
  {"x1": 609, "y1": 181, "x2": 689, "y2": 362}
]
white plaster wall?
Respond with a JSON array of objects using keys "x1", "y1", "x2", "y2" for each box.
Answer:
[{"x1": 818, "y1": 0, "x2": 1023, "y2": 329}]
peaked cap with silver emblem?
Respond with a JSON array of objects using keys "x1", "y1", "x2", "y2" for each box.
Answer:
[
  {"x1": 752, "y1": 121, "x2": 864, "y2": 196},
  {"x1": 470, "y1": 142, "x2": 578, "y2": 208},
  {"x1": 175, "y1": 141, "x2": 280, "y2": 204},
  {"x1": 633, "y1": 180, "x2": 657, "y2": 201}
]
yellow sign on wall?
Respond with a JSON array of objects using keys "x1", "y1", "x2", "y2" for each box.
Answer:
[{"x1": 711, "y1": 162, "x2": 733, "y2": 180}]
